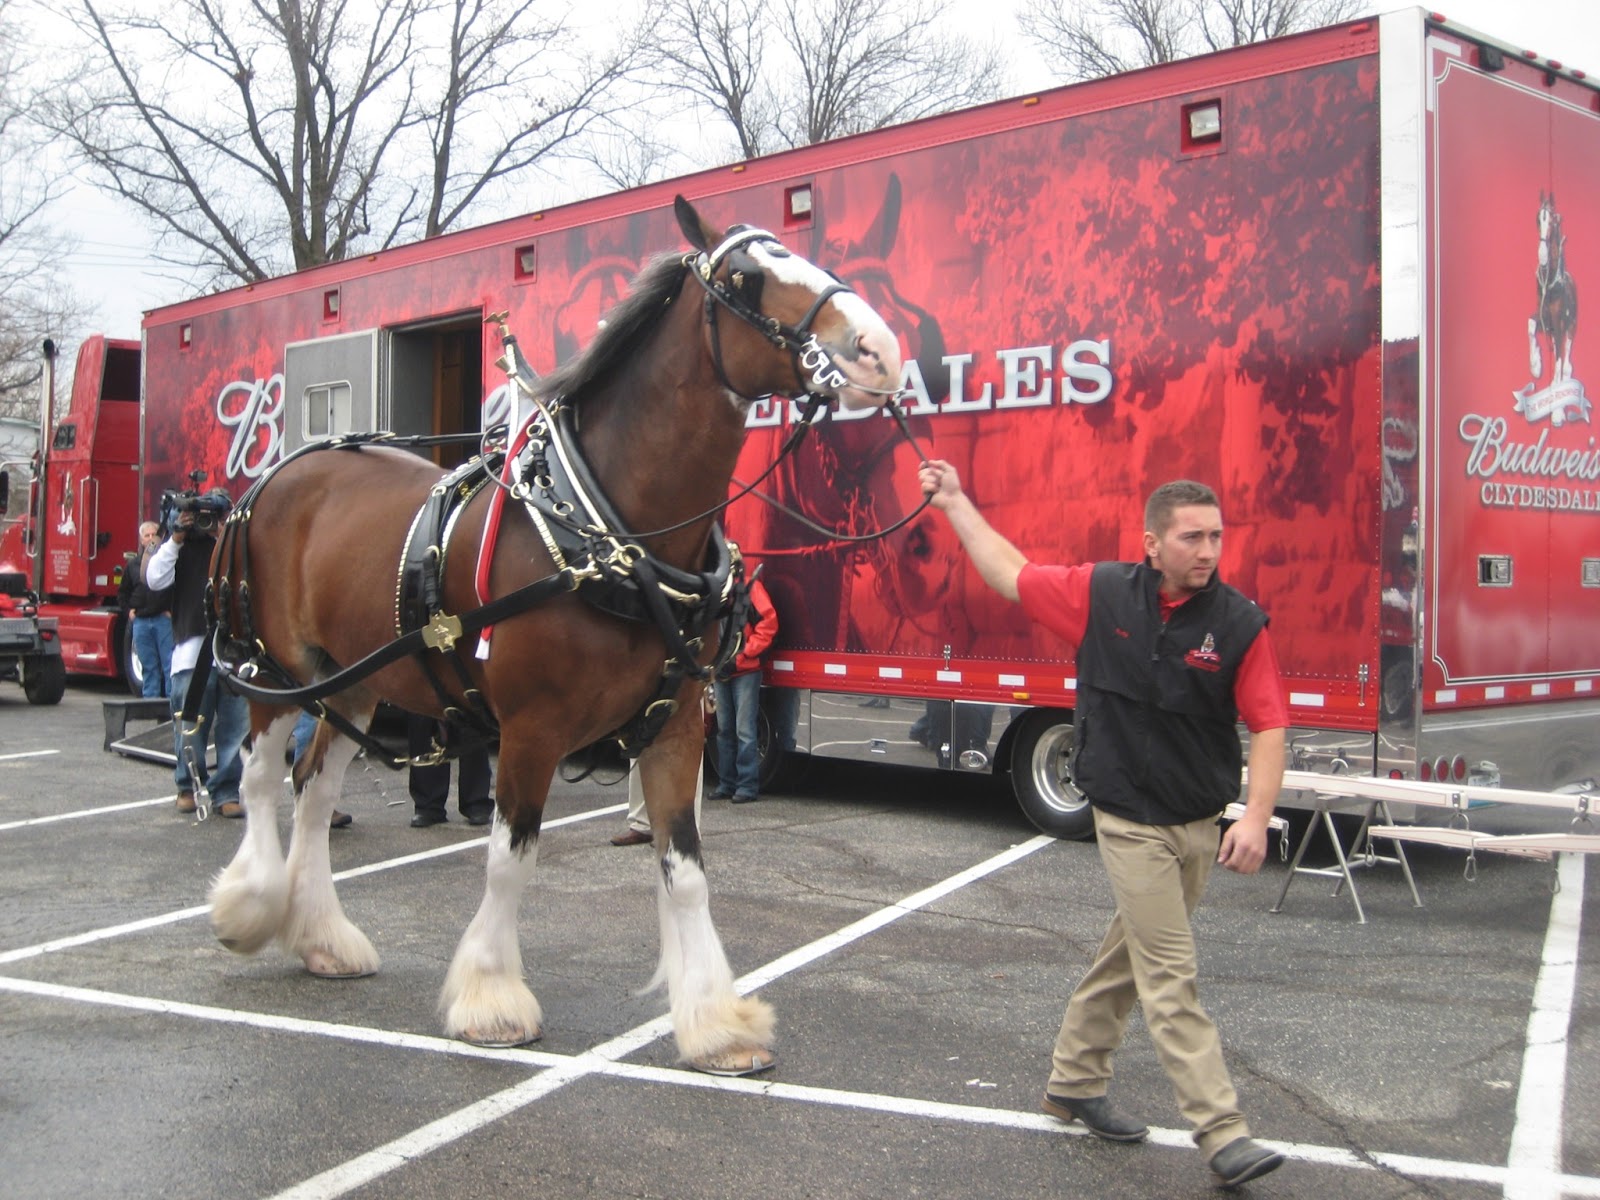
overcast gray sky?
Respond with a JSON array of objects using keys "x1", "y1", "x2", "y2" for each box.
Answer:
[{"x1": 47, "y1": 0, "x2": 1600, "y2": 339}]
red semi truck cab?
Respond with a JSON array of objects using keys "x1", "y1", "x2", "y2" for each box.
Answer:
[{"x1": 0, "y1": 337, "x2": 144, "y2": 684}]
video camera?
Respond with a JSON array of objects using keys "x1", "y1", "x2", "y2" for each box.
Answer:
[{"x1": 158, "y1": 469, "x2": 232, "y2": 538}]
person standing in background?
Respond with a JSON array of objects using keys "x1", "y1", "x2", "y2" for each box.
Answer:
[
  {"x1": 146, "y1": 499, "x2": 248, "y2": 819},
  {"x1": 118, "y1": 521, "x2": 173, "y2": 698},
  {"x1": 407, "y1": 713, "x2": 494, "y2": 827},
  {"x1": 709, "y1": 577, "x2": 779, "y2": 805}
]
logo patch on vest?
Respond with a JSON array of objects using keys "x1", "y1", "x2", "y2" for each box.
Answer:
[{"x1": 1184, "y1": 632, "x2": 1222, "y2": 672}]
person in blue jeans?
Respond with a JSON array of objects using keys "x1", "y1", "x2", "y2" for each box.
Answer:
[
  {"x1": 146, "y1": 501, "x2": 249, "y2": 818},
  {"x1": 710, "y1": 577, "x2": 778, "y2": 804},
  {"x1": 290, "y1": 710, "x2": 353, "y2": 828},
  {"x1": 118, "y1": 521, "x2": 173, "y2": 697}
]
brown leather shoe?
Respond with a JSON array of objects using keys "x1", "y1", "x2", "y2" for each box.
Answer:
[
  {"x1": 175, "y1": 791, "x2": 196, "y2": 814},
  {"x1": 610, "y1": 828, "x2": 653, "y2": 846},
  {"x1": 215, "y1": 800, "x2": 244, "y2": 819}
]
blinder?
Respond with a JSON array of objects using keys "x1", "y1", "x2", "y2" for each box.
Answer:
[{"x1": 690, "y1": 224, "x2": 859, "y2": 402}]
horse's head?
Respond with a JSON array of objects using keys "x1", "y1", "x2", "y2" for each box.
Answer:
[{"x1": 674, "y1": 196, "x2": 903, "y2": 411}]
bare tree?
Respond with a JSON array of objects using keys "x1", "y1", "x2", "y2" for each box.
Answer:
[
  {"x1": 0, "y1": 0, "x2": 95, "y2": 420},
  {"x1": 1019, "y1": 0, "x2": 1363, "y2": 82},
  {"x1": 657, "y1": 0, "x2": 777, "y2": 159},
  {"x1": 34, "y1": 0, "x2": 655, "y2": 290},
  {"x1": 584, "y1": 114, "x2": 695, "y2": 193},
  {"x1": 778, "y1": 0, "x2": 1007, "y2": 146},
  {"x1": 655, "y1": 0, "x2": 1009, "y2": 160}
]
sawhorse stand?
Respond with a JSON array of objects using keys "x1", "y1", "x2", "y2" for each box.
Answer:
[{"x1": 1270, "y1": 796, "x2": 1423, "y2": 923}]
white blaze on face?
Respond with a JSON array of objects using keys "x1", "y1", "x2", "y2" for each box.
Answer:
[{"x1": 749, "y1": 242, "x2": 902, "y2": 410}]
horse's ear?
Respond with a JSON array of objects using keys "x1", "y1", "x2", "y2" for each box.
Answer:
[
  {"x1": 675, "y1": 195, "x2": 713, "y2": 253},
  {"x1": 862, "y1": 174, "x2": 903, "y2": 258}
]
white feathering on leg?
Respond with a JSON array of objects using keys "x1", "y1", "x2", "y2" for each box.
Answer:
[{"x1": 653, "y1": 848, "x2": 774, "y2": 1063}]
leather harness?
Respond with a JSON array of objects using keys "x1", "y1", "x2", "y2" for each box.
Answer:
[{"x1": 198, "y1": 409, "x2": 751, "y2": 770}]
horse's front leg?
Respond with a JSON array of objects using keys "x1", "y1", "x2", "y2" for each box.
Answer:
[
  {"x1": 278, "y1": 714, "x2": 379, "y2": 978},
  {"x1": 640, "y1": 724, "x2": 776, "y2": 1076},
  {"x1": 440, "y1": 746, "x2": 549, "y2": 1047},
  {"x1": 210, "y1": 710, "x2": 295, "y2": 955}
]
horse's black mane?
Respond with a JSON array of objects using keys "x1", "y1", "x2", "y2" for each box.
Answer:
[{"x1": 535, "y1": 251, "x2": 690, "y2": 404}]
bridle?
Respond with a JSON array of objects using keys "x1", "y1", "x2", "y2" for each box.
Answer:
[{"x1": 686, "y1": 225, "x2": 903, "y2": 404}]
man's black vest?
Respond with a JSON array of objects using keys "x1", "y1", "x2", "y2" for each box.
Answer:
[
  {"x1": 128, "y1": 547, "x2": 173, "y2": 618},
  {"x1": 1072, "y1": 561, "x2": 1268, "y2": 825}
]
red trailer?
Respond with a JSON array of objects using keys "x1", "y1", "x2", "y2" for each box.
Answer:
[{"x1": 9, "y1": 9, "x2": 1597, "y2": 835}]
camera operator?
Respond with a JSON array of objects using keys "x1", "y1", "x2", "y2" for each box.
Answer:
[
  {"x1": 118, "y1": 521, "x2": 173, "y2": 698},
  {"x1": 145, "y1": 489, "x2": 248, "y2": 819}
]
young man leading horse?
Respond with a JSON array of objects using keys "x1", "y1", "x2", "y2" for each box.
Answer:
[{"x1": 918, "y1": 460, "x2": 1289, "y2": 1188}]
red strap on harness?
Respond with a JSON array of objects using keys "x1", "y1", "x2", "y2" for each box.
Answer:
[{"x1": 472, "y1": 417, "x2": 536, "y2": 657}]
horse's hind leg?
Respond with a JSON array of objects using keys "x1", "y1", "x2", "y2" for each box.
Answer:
[
  {"x1": 639, "y1": 744, "x2": 775, "y2": 1075},
  {"x1": 279, "y1": 713, "x2": 380, "y2": 978},
  {"x1": 210, "y1": 709, "x2": 296, "y2": 955}
]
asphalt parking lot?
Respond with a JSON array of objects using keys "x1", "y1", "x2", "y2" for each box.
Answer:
[{"x1": 2, "y1": 680, "x2": 1596, "y2": 1199}]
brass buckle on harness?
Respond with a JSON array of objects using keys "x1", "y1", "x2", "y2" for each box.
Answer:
[
  {"x1": 422, "y1": 612, "x2": 464, "y2": 652},
  {"x1": 599, "y1": 538, "x2": 645, "y2": 572},
  {"x1": 409, "y1": 739, "x2": 450, "y2": 768}
]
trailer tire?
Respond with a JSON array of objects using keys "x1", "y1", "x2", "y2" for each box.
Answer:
[
  {"x1": 119, "y1": 617, "x2": 145, "y2": 697},
  {"x1": 1008, "y1": 709, "x2": 1094, "y2": 840},
  {"x1": 22, "y1": 654, "x2": 66, "y2": 706}
]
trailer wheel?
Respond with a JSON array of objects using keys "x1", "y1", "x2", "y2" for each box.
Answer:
[
  {"x1": 119, "y1": 618, "x2": 145, "y2": 697},
  {"x1": 22, "y1": 654, "x2": 66, "y2": 706},
  {"x1": 1008, "y1": 709, "x2": 1093, "y2": 840}
]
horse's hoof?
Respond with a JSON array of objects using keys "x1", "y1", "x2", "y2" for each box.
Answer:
[
  {"x1": 458, "y1": 1025, "x2": 542, "y2": 1048},
  {"x1": 687, "y1": 1047, "x2": 776, "y2": 1077},
  {"x1": 303, "y1": 949, "x2": 378, "y2": 978}
]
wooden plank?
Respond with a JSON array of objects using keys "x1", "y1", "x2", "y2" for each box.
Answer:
[
  {"x1": 1266, "y1": 770, "x2": 1596, "y2": 814},
  {"x1": 1366, "y1": 825, "x2": 1553, "y2": 861}
]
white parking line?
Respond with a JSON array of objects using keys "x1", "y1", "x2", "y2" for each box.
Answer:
[
  {"x1": 0, "y1": 749, "x2": 60, "y2": 762},
  {"x1": 1506, "y1": 853, "x2": 1588, "y2": 1200},
  {"x1": 0, "y1": 795, "x2": 172, "y2": 831},
  {"x1": 3, "y1": 813, "x2": 1594, "y2": 1198},
  {"x1": 0, "y1": 802, "x2": 626, "y2": 966},
  {"x1": 6, "y1": 838, "x2": 1593, "y2": 1196}
]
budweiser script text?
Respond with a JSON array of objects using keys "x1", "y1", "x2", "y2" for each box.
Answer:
[{"x1": 1460, "y1": 413, "x2": 1600, "y2": 513}]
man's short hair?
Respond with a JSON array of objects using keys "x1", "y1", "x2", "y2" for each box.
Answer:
[{"x1": 1145, "y1": 480, "x2": 1220, "y2": 536}]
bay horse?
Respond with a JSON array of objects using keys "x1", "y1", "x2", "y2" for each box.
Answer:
[
  {"x1": 202, "y1": 196, "x2": 902, "y2": 1074},
  {"x1": 1530, "y1": 191, "x2": 1578, "y2": 385}
]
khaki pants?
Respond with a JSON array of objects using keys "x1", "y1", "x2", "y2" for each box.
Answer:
[{"x1": 1048, "y1": 808, "x2": 1248, "y2": 1156}]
